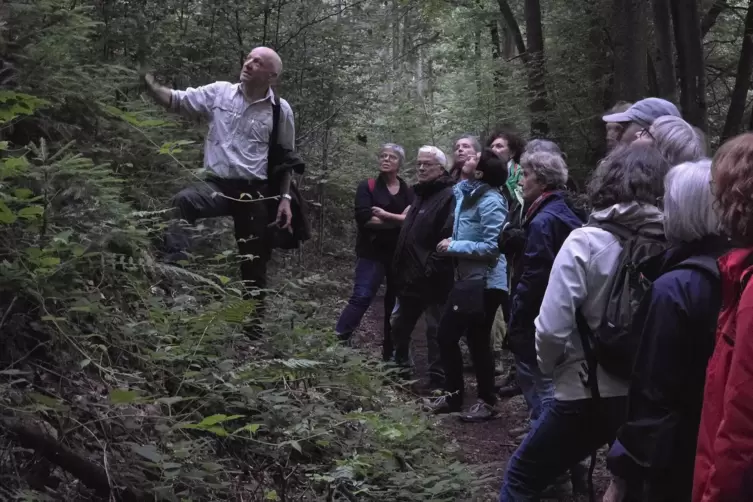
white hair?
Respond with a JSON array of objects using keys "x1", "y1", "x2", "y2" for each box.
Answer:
[
  {"x1": 520, "y1": 151, "x2": 568, "y2": 189},
  {"x1": 663, "y1": 159, "x2": 720, "y2": 244},
  {"x1": 418, "y1": 145, "x2": 448, "y2": 169},
  {"x1": 652, "y1": 116, "x2": 707, "y2": 166}
]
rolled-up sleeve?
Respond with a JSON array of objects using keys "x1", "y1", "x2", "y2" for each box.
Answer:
[
  {"x1": 170, "y1": 82, "x2": 221, "y2": 120},
  {"x1": 535, "y1": 229, "x2": 590, "y2": 375},
  {"x1": 279, "y1": 99, "x2": 296, "y2": 150}
]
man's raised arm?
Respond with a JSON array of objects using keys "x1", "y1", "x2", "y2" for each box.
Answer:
[{"x1": 142, "y1": 73, "x2": 218, "y2": 120}]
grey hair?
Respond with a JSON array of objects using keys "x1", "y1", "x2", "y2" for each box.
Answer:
[
  {"x1": 524, "y1": 139, "x2": 565, "y2": 158},
  {"x1": 651, "y1": 116, "x2": 707, "y2": 166},
  {"x1": 663, "y1": 159, "x2": 720, "y2": 244},
  {"x1": 380, "y1": 143, "x2": 406, "y2": 167},
  {"x1": 455, "y1": 134, "x2": 481, "y2": 153},
  {"x1": 418, "y1": 145, "x2": 448, "y2": 169},
  {"x1": 520, "y1": 151, "x2": 568, "y2": 190}
]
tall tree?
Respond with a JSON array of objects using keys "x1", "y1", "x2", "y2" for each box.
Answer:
[
  {"x1": 722, "y1": 0, "x2": 753, "y2": 141},
  {"x1": 652, "y1": 0, "x2": 677, "y2": 100},
  {"x1": 611, "y1": 0, "x2": 649, "y2": 101},
  {"x1": 525, "y1": 0, "x2": 549, "y2": 136},
  {"x1": 671, "y1": 0, "x2": 708, "y2": 130}
]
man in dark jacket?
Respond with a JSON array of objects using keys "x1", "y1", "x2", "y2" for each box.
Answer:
[
  {"x1": 508, "y1": 151, "x2": 585, "y2": 424},
  {"x1": 391, "y1": 145, "x2": 455, "y2": 388}
]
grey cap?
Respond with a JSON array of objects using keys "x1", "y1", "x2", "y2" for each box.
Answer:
[{"x1": 602, "y1": 98, "x2": 681, "y2": 127}]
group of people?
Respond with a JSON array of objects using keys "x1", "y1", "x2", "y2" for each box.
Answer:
[
  {"x1": 336, "y1": 97, "x2": 753, "y2": 502},
  {"x1": 138, "y1": 44, "x2": 752, "y2": 502}
]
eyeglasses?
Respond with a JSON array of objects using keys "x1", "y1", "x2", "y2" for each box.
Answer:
[
  {"x1": 638, "y1": 128, "x2": 655, "y2": 141},
  {"x1": 416, "y1": 161, "x2": 439, "y2": 168}
]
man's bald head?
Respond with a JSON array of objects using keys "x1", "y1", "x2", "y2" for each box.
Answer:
[{"x1": 241, "y1": 47, "x2": 283, "y2": 88}]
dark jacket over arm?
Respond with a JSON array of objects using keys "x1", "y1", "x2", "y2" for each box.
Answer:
[
  {"x1": 392, "y1": 174, "x2": 455, "y2": 303},
  {"x1": 507, "y1": 193, "x2": 583, "y2": 361},
  {"x1": 608, "y1": 240, "x2": 728, "y2": 501}
]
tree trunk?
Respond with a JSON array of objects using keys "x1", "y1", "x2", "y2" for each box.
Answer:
[
  {"x1": 391, "y1": 0, "x2": 400, "y2": 70},
  {"x1": 671, "y1": 0, "x2": 708, "y2": 130},
  {"x1": 652, "y1": 0, "x2": 677, "y2": 100},
  {"x1": 722, "y1": 0, "x2": 753, "y2": 141},
  {"x1": 612, "y1": 0, "x2": 649, "y2": 101},
  {"x1": 702, "y1": 0, "x2": 727, "y2": 36},
  {"x1": 525, "y1": 0, "x2": 549, "y2": 136},
  {"x1": 497, "y1": 0, "x2": 527, "y2": 59}
]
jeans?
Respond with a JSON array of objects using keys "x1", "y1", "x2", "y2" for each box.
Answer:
[
  {"x1": 166, "y1": 177, "x2": 271, "y2": 300},
  {"x1": 439, "y1": 288, "x2": 506, "y2": 407},
  {"x1": 390, "y1": 296, "x2": 444, "y2": 384},
  {"x1": 515, "y1": 355, "x2": 554, "y2": 422},
  {"x1": 336, "y1": 257, "x2": 395, "y2": 349},
  {"x1": 500, "y1": 396, "x2": 628, "y2": 501}
]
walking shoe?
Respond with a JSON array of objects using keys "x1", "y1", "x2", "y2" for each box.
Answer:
[
  {"x1": 540, "y1": 475, "x2": 573, "y2": 498},
  {"x1": 496, "y1": 382, "x2": 523, "y2": 398},
  {"x1": 459, "y1": 400, "x2": 499, "y2": 422},
  {"x1": 424, "y1": 395, "x2": 461, "y2": 415}
]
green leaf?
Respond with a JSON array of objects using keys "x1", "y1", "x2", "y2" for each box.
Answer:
[
  {"x1": 197, "y1": 414, "x2": 244, "y2": 427},
  {"x1": 265, "y1": 490, "x2": 279, "y2": 501},
  {"x1": 17, "y1": 205, "x2": 44, "y2": 219},
  {"x1": 69, "y1": 305, "x2": 92, "y2": 313},
  {"x1": 289, "y1": 440, "x2": 302, "y2": 453},
  {"x1": 110, "y1": 388, "x2": 141, "y2": 404},
  {"x1": 0, "y1": 141, "x2": 8, "y2": 150},
  {"x1": 235, "y1": 423, "x2": 261, "y2": 435},
  {"x1": 38, "y1": 257, "x2": 60, "y2": 267},
  {"x1": 27, "y1": 392, "x2": 66, "y2": 410},
  {"x1": 0, "y1": 201, "x2": 16, "y2": 224},
  {"x1": 205, "y1": 426, "x2": 228, "y2": 437},
  {"x1": 14, "y1": 188, "x2": 33, "y2": 199}
]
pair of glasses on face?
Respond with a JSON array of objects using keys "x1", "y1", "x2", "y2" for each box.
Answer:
[
  {"x1": 637, "y1": 128, "x2": 655, "y2": 141},
  {"x1": 416, "y1": 161, "x2": 439, "y2": 168}
]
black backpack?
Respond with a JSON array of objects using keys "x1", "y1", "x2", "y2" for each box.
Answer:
[{"x1": 575, "y1": 220, "x2": 670, "y2": 387}]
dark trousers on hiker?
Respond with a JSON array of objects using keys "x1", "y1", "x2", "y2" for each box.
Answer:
[
  {"x1": 165, "y1": 177, "x2": 271, "y2": 299},
  {"x1": 439, "y1": 288, "x2": 505, "y2": 408},
  {"x1": 390, "y1": 296, "x2": 443, "y2": 385},
  {"x1": 335, "y1": 257, "x2": 396, "y2": 353},
  {"x1": 499, "y1": 396, "x2": 627, "y2": 501}
]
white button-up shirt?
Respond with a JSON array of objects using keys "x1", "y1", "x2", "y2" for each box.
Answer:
[{"x1": 171, "y1": 82, "x2": 295, "y2": 180}]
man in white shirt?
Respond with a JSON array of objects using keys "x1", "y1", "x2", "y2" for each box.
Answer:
[{"x1": 143, "y1": 47, "x2": 295, "y2": 309}]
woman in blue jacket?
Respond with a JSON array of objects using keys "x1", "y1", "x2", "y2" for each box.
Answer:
[{"x1": 430, "y1": 148, "x2": 509, "y2": 422}]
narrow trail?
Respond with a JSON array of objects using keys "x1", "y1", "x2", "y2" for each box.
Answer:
[{"x1": 355, "y1": 293, "x2": 608, "y2": 501}]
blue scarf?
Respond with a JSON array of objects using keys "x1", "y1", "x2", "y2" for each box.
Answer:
[{"x1": 457, "y1": 179, "x2": 485, "y2": 199}]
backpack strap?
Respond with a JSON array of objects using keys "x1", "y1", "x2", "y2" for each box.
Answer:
[
  {"x1": 589, "y1": 221, "x2": 635, "y2": 242},
  {"x1": 367, "y1": 178, "x2": 376, "y2": 193}
]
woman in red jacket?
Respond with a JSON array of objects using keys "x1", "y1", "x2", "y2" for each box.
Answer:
[{"x1": 694, "y1": 133, "x2": 753, "y2": 502}]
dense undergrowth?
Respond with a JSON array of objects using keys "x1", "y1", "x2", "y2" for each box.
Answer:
[{"x1": 0, "y1": 91, "x2": 487, "y2": 500}]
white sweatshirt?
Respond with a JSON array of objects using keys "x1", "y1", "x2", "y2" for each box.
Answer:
[{"x1": 535, "y1": 202, "x2": 664, "y2": 401}]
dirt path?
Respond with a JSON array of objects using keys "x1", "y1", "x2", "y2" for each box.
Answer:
[{"x1": 354, "y1": 293, "x2": 608, "y2": 501}]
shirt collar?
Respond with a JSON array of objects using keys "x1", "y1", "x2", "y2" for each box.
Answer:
[{"x1": 235, "y1": 84, "x2": 275, "y2": 105}]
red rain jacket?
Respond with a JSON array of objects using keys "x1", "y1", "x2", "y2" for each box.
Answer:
[{"x1": 693, "y1": 248, "x2": 753, "y2": 502}]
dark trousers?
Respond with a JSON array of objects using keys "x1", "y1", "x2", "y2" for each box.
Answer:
[
  {"x1": 439, "y1": 288, "x2": 505, "y2": 407},
  {"x1": 500, "y1": 396, "x2": 627, "y2": 501},
  {"x1": 166, "y1": 178, "x2": 271, "y2": 297},
  {"x1": 390, "y1": 296, "x2": 444, "y2": 384},
  {"x1": 336, "y1": 257, "x2": 395, "y2": 352}
]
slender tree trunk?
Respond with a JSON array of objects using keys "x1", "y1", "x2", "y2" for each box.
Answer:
[
  {"x1": 612, "y1": 0, "x2": 648, "y2": 101},
  {"x1": 671, "y1": 0, "x2": 708, "y2": 130},
  {"x1": 652, "y1": 0, "x2": 677, "y2": 100},
  {"x1": 391, "y1": 0, "x2": 400, "y2": 71},
  {"x1": 722, "y1": 0, "x2": 753, "y2": 141},
  {"x1": 702, "y1": 0, "x2": 727, "y2": 36},
  {"x1": 525, "y1": 0, "x2": 549, "y2": 136},
  {"x1": 496, "y1": 0, "x2": 527, "y2": 58}
]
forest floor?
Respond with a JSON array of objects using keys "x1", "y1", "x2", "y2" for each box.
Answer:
[{"x1": 353, "y1": 292, "x2": 609, "y2": 502}]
